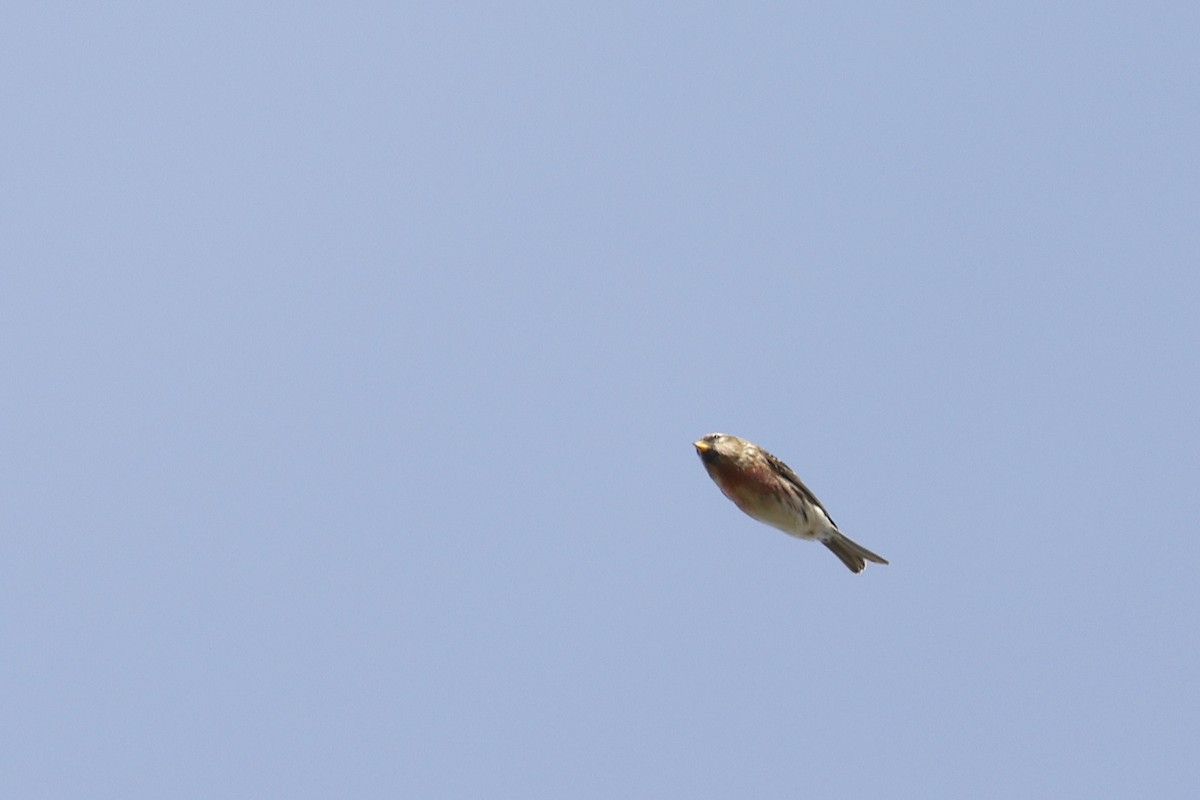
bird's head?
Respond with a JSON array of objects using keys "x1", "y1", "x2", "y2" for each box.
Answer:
[{"x1": 693, "y1": 433, "x2": 751, "y2": 464}]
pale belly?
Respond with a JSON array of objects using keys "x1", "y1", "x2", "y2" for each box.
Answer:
[{"x1": 725, "y1": 483, "x2": 831, "y2": 541}]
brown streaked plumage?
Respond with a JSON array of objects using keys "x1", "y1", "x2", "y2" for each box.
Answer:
[{"x1": 693, "y1": 433, "x2": 888, "y2": 573}]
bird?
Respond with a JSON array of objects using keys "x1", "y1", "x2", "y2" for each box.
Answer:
[{"x1": 693, "y1": 433, "x2": 888, "y2": 573}]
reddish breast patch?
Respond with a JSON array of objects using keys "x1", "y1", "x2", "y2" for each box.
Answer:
[{"x1": 707, "y1": 459, "x2": 769, "y2": 511}]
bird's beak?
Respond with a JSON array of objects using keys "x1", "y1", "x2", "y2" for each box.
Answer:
[{"x1": 693, "y1": 439, "x2": 710, "y2": 453}]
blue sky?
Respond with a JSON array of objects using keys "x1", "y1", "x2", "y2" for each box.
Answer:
[{"x1": 3, "y1": 2, "x2": 1198, "y2": 797}]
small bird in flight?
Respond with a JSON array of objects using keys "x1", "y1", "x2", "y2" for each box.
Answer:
[{"x1": 693, "y1": 433, "x2": 889, "y2": 573}]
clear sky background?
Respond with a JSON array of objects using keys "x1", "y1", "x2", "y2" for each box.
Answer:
[{"x1": 3, "y1": 3, "x2": 1197, "y2": 797}]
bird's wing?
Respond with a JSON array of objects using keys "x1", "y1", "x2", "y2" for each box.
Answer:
[{"x1": 763, "y1": 451, "x2": 838, "y2": 528}]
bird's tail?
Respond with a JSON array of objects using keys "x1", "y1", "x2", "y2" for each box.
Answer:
[{"x1": 823, "y1": 531, "x2": 889, "y2": 574}]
